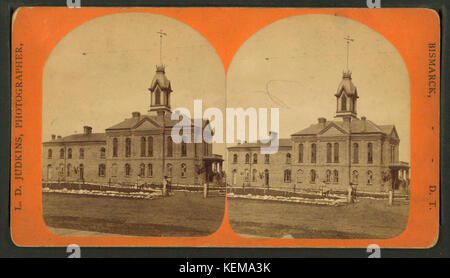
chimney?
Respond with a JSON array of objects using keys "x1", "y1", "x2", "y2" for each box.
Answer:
[
  {"x1": 57, "y1": 135, "x2": 62, "y2": 139},
  {"x1": 361, "y1": 116, "x2": 367, "y2": 131},
  {"x1": 83, "y1": 126, "x2": 92, "y2": 135},
  {"x1": 51, "y1": 134, "x2": 56, "y2": 140},
  {"x1": 132, "y1": 111, "x2": 141, "y2": 119},
  {"x1": 318, "y1": 117, "x2": 327, "y2": 128}
]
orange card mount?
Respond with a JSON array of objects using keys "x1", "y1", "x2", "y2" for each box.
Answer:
[{"x1": 11, "y1": 7, "x2": 439, "y2": 247}]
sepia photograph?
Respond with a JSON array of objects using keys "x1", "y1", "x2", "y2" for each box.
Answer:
[
  {"x1": 41, "y1": 12, "x2": 227, "y2": 237},
  {"x1": 225, "y1": 14, "x2": 411, "y2": 239}
]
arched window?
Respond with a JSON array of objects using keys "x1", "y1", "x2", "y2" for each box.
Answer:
[
  {"x1": 244, "y1": 169, "x2": 250, "y2": 181},
  {"x1": 310, "y1": 169, "x2": 316, "y2": 183},
  {"x1": 113, "y1": 138, "x2": 118, "y2": 157},
  {"x1": 368, "y1": 143, "x2": 373, "y2": 164},
  {"x1": 98, "y1": 164, "x2": 106, "y2": 177},
  {"x1": 155, "y1": 88, "x2": 161, "y2": 105},
  {"x1": 265, "y1": 154, "x2": 270, "y2": 164},
  {"x1": 232, "y1": 169, "x2": 238, "y2": 185},
  {"x1": 60, "y1": 148, "x2": 65, "y2": 159},
  {"x1": 79, "y1": 148, "x2": 84, "y2": 159},
  {"x1": 139, "y1": 163, "x2": 145, "y2": 177},
  {"x1": 284, "y1": 169, "x2": 291, "y2": 183},
  {"x1": 48, "y1": 149, "x2": 52, "y2": 159},
  {"x1": 140, "y1": 137, "x2": 146, "y2": 157},
  {"x1": 326, "y1": 143, "x2": 332, "y2": 163},
  {"x1": 253, "y1": 153, "x2": 258, "y2": 164},
  {"x1": 233, "y1": 154, "x2": 238, "y2": 164},
  {"x1": 334, "y1": 143, "x2": 339, "y2": 163},
  {"x1": 167, "y1": 136, "x2": 173, "y2": 157},
  {"x1": 311, "y1": 143, "x2": 317, "y2": 163},
  {"x1": 147, "y1": 164, "x2": 153, "y2": 177},
  {"x1": 125, "y1": 163, "x2": 131, "y2": 177},
  {"x1": 353, "y1": 143, "x2": 359, "y2": 164},
  {"x1": 47, "y1": 164, "x2": 52, "y2": 180},
  {"x1": 59, "y1": 163, "x2": 64, "y2": 177},
  {"x1": 367, "y1": 170, "x2": 373, "y2": 185},
  {"x1": 125, "y1": 138, "x2": 131, "y2": 157},
  {"x1": 181, "y1": 141, "x2": 187, "y2": 157},
  {"x1": 181, "y1": 163, "x2": 187, "y2": 178},
  {"x1": 333, "y1": 170, "x2": 339, "y2": 183},
  {"x1": 326, "y1": 169, "x2": 332, "y2": 183},
  {"x1": 296, "y1": 169, "x2": 303, "y2": 183},
  {"x1": 100, "y1": 147, "x2": 106, "y2": 159},
  {"x1": 341, "y1": 94, "x2": 347, "y2": 111},
  {"x1": 286, "y1": 153, "x2": 291, "y2": 164},
  {"x1": 252, "y1": 169, "x2": 258, "y2": 182},
  {"x1": 166, "y1": 163, "x2": 173, "y2": 178},
  {"x1": 298, "y1": 144, "x2": 303, "y2": 163},
  {"x1": 67, "y1": 164, "x2": 71, "y2": 177},
  {"x1": 147, "y1": 136, "x2": 153, "y2": 157},
  {"x1": 79, "y1": 164, "x2": 84, "y2": 180},
  {"x1": 111, "y1": 163, "x2": 118, "y2": 177},
  {"x1": 352, "y1": 170, "x2": 359, "y2": 185},
  {"x1": 245, "y1": 153, "x2": 250, "y2": 164},
  {"x1": 68, "y1": 148, "x2": 72, "y2": 159}
]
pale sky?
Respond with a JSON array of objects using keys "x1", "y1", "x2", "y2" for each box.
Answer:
[
  {"x1": 43, "y1": 12, "x2": 410, "y2": 164},
  {"x1": 227, "y1": 14, "x2": 410, "y2": 163}
]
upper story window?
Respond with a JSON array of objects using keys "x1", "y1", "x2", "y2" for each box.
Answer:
[
  {"x1": 140, "y1": 137, "x2": 146, "y2": 157},
  {"x1": 298, "y1": 144, "x2": 303, "y2": 163},
  {"x1": 100, "y1": 147, "x2": 106, "y2": 159},
  {"x1": 326, "y1": 143, "x2": 332, "y2": 163},
  {"x1": 125, "y1": 138, "x2": 131, "y2": 157},
  {"x1": 233, "y1": 154, "x2": 238, "y2": 164},
  {"x1": 59, "y1": 148, "x2": 65, "y2": 159},
  {"x1": 286, "y1": 153, "x2": 291, "y2": 164},
  {"x1": 113, "y1": 138, "x2": 118, "y2": 157},
  {"x1": 245, "y1": 153, "x2": 250, "y2": 164},
  {"x1": 68, "y1": 148, "x2": 72, "y2": 159},
  {"x1": 47, "y1": 149, "x2": 53, "y2": 159},
  {"x1": 353, "y1": 143, "x2": 359, "y2": 164},
  {"x1": 148, "y1": 136, "x2": 153, "y2": 157},
  {"x1": 79, "y1": 148, "x2": 84, "y2": 159},
  {"x1": 253, "y1": 153, "x2": 258, "y2": 164},
  {"x1": 181, "y1": 141, "x2": 187, "y2": 157},
  {"x1": 367, "y1": 143, "x2": 373, "y2": 164},
  {"x1": 334, "y1": 143, "x2": 339, "y2": 163},
  {"x1": 311, "y1": 143, "x2": 317, "y2": 164}
]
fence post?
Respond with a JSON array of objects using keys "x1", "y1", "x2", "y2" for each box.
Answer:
[{"x1": 203, "y1": 183, "x2": 208, "y2": 199}]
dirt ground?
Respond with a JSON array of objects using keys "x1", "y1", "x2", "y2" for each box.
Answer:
[
  {"x1": 43, "y1": 191, "x2": 225, "y2": 237},
  {"x1": 227, "y1": 197, "x2": 409, "y2": 239}
]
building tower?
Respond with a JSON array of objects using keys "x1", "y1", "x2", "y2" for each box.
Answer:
[
  {"x1": 148, "y1": 64, "x2": 172, "y2": 116},
  {"x1": 335, "y1": 70, "x2": 359, "y2": 120}
]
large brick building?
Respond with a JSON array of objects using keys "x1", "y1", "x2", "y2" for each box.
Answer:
[
  {"x1": 227, "y1": 71, "x2": 409, "y2": 192},
  {"x1": 42, "y1": 65, "x2": 223, "y2": 186}
]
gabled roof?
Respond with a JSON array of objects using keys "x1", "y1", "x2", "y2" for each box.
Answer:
[
  {"x1": 149, "y1": 66, "x2": 172, "y2": 93},
  {"x1": 106, "y1": 112, "x2": 209, "y2": 131},
  {"x1": 292, "y1": 118, "x2": 396, "y2": 137},
  {"x1": 43, "y1": 133, "x2": 106, "y2": 144},
  {"x1": 227, "y1": 138, "x2": 292, "y2": 149},
  {"x1": 335, "y1": 71, "x2": 358, "y2": 98}
]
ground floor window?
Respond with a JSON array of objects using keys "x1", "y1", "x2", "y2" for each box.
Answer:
[
  {"x1": 296, "y1": 169, "x2": 303, "y2": 183},
  {"x1": 352, "y1": 170, "x2": 359, "y2": 185},
  {"x1": 333, "y1": 170, "x2": 339, "y2": 183},
  {"x1": 367, "y1": 170, "x2": 373, "y2": 185},
  {"x1": 326, "y1": 169, "x2": 331, "y2": 183},
  {"x1": 139, "y1": 163, "x2": 145, "y2": 177},
  {"x1": 284, "y1": 169, "x2": 291, "y2": 183},
  {"x1": 252, "y1": 169, "x2": 257, "y2": 182},
  {"x1": 147, "y1": 164, "x2": 153, "y2": 177},
  {"x1": 98, "y1": 164, "x2": 106, "y2": 177},
  {"x1": 310, "y1": 169, "x2": 316, "y2": 183},
  {"x1": 181, "y1": 163, "x2": 187, "y2": 178},
  {"x1": 125, "y1": 163, "x2": 131, "y2": 177}
]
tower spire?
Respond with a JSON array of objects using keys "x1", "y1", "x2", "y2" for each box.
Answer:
[
  {"x1": 157, "y1": 29, "x2": 167, "y2": 65},
  {"x1": 344, "y1": 35, "x2": 354, "y2": 71}
]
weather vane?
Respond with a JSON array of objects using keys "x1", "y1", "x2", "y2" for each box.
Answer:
[
  {"x1": 344, "y1": 35, "x2": 354, "y2": 70},
  {"x1": 157, "y1": 29, "x2": 167, "y2": 65}
]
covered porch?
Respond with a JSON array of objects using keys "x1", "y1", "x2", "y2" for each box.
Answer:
[
  {"x1": 203, "y1": 154, "x2": 224, "y2": 185},
  {"x1": 389, "y1": 162, "x2": 410, "y2": 193}
]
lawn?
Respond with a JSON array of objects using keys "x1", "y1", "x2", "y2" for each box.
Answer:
[
  {"x1": 227, "y1": 197, "x2": 409, "y2": 239},
  {"x1": 43, "y1": 191, "x2": 225, "y2": 237}
]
